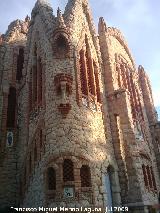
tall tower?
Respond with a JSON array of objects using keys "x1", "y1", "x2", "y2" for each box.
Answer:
[
  {"x1": 18, "y1": 0, "x2": 121, "y2": 208},
  {"x1": 138, "y1": 65, "x2": 158, "y2": 124},
  {"x1": 0, "y1": 0, "x2": 160, "y2": 211},
  {"x1": 98, "y1": 17, "x2": 160, "y2": 211},
  {"x1": 0, "y1": 18, "x2": 29, "y2": 208},
  {"x1": 138, "y1": 65, "x2": 160, "y2": 181}
]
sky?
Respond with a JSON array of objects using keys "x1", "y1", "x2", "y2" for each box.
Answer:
[{"x1": 0, "y1": 0, "x2": 159, "y2": 118}]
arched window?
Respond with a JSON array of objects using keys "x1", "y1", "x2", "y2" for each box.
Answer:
[
  {"x1": 155, "y1": 138, "x2": 160, "y2": 152},
  {"x1": 146, "y1": 165, "x2": 152, "y2": 188},
  {"x1": 63, "y1": 159, "x2": 74, "y2": 182},
  {"x1": 85, "y1": 36, "x2": 95, "y2": 96},
  {"x1": 55, "y1": 35, "x2": 69, "y2": 58},
  {"x1": 47, "y1": 167, "x2": 56, "y2": 190},
  {"x1": 79, "y1": 49, "x2": 88, "y2": 96},
  {"x1": 16, "y1": 48, "x2": 24, "y2": 81},
  {"x1": 142, "y1": 164, "x2": 148, "y2": 187},
  {"x1": 30, "y1": 44, "x2": 44, "y2": 111},
  {"x1": 93, "y1": 61, "x2": 101, "y2": 103},
  {"x1": 78, "y1": 35, "x2": 102, "y2": 109},
  {"x1": 80, "y1": 165, "x2": 91, "y2": 187},
  {"x1": 150, "y1": 167, "x2": 157, "y2": 190},
  {"x1": 7, "y1": 87, "x2": 16, "y2": 128}
]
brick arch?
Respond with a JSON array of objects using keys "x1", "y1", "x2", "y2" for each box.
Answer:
[
  {"x1": 45, "y1": 151, "x2": 93, "y2": 166},
  {"x1": 106, "y1": 28, "x2": 136, "y2": 70},
  {"x1": 101, "y1": 158, "x2": 119, "y2": 174},
  {"x1": 52, "y1": 31, "x2": 71, "y2": 58}
]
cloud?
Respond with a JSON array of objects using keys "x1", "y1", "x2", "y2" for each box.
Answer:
[
  {"x1": 0, "y1": 0, "x2": 159, "y2": 114},
  {"x1": 90, "y1": 0, "x2": 160, "y2": 111}
]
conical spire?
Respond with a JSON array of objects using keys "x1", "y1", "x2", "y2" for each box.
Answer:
[
  {"x1": 98, "y1": 17, "x2": 107, "y2": 34},
  {"x1": 56, "y1": 7, "x2": 66, "y2": 28}
]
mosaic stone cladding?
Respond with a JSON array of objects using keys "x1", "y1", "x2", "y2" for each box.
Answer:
[{"x1": 0, "y1": 0, "x2": 160, "y2": 212}]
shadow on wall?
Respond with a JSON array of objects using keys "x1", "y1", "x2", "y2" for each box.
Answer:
[{"x1": 0, "y1": 207, "x2": 17, "y2": 213}]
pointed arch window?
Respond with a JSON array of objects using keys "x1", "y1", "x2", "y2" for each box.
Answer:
[
  {"x1": 7, "y1": 87, "x2": 16, "y2": 128},
  {"x1": 16, "y1": 48, "x2": 24, "y2": 81},
  {"x1": 80, "y1": 165, "x2": 91, "y2": 187},
  {"x1": 63, "y1": 159, "x2": 74, "y2": 182},
  {"x1": 150, "y1": 167, "x2": 157, "y2": 190},
  {"x1": 47, "y1": 167, "x2": 56, "y2": 190},
  {"x1": 53, "y1": 34, "x2": 70, "y2": 58},
  {"x1": 93, "y1": 61, "x2": 101, "y2": 103},
  {"x1": 142, "y1": 164, "x2": 148, "y2": 187},
  {"x1": 78, "y1": 35, "x2": 102, "y2": 108},
  {"x1": 85, "y1": 36, "x2": 95, "y2": 96},
  {"x1": 79, "y1": 49, "x2": 88, "y2": 96},
  {"x1": 29, "y1": 43, "x2": 44, "y2": 112}
]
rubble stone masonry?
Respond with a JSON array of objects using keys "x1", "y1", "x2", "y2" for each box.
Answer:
[{"x1": 0, "y1": 0, "x2": 159, "y2": 212}]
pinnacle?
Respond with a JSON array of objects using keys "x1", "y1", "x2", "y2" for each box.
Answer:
[
  {"x1": 56, "y1": 7, "x2": 66, "y2": 28},
  {"x1": 98, "y1": 17, "x2": 107, "y2": 33}
]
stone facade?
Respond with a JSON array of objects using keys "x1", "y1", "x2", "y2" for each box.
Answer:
[{"x1": 0, "y1": 0, "x2": 160, "y2": 212}]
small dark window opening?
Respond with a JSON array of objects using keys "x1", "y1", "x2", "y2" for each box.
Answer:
[
  {"x1": 47, "y1": 167, "x2": 56, "y2": 190},
  {"x1": 142, "y1": 164, "x2": 148, "y2": 187},
  {"x1": 80, "y1": 165, "x2": 91, "y2": 187},
  {"x1": 85, "y1": 36, "x2": 95, "y2": 96},
  {"x1": 63, "y1": 159, "x2": 74, "y2": 182},
  {"x1": 16, "y1": 48, "x2": 24, "y2": 81},
  {"x1": 93, "y1": 61, "x2": 101, "y2": 103},
  {"x1": 79, "y1": 49, "x2": 88, "y2": 96},
  {"x1": 56, "y1": 35, "x2": 68, "y2": 57},
  {"x1": 146, "y1": 165, "x2": 152, "y2": 188},
  {"x1": 7, "y1": 87, "x2": 16, "y2": 128},
  {"x1": 150, "y1": 167, "x2": 157, "y2": 190}
]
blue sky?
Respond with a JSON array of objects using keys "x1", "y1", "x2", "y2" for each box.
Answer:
[{"x1": 0, "y1": 0, "x2": 159, "y2": 118}]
